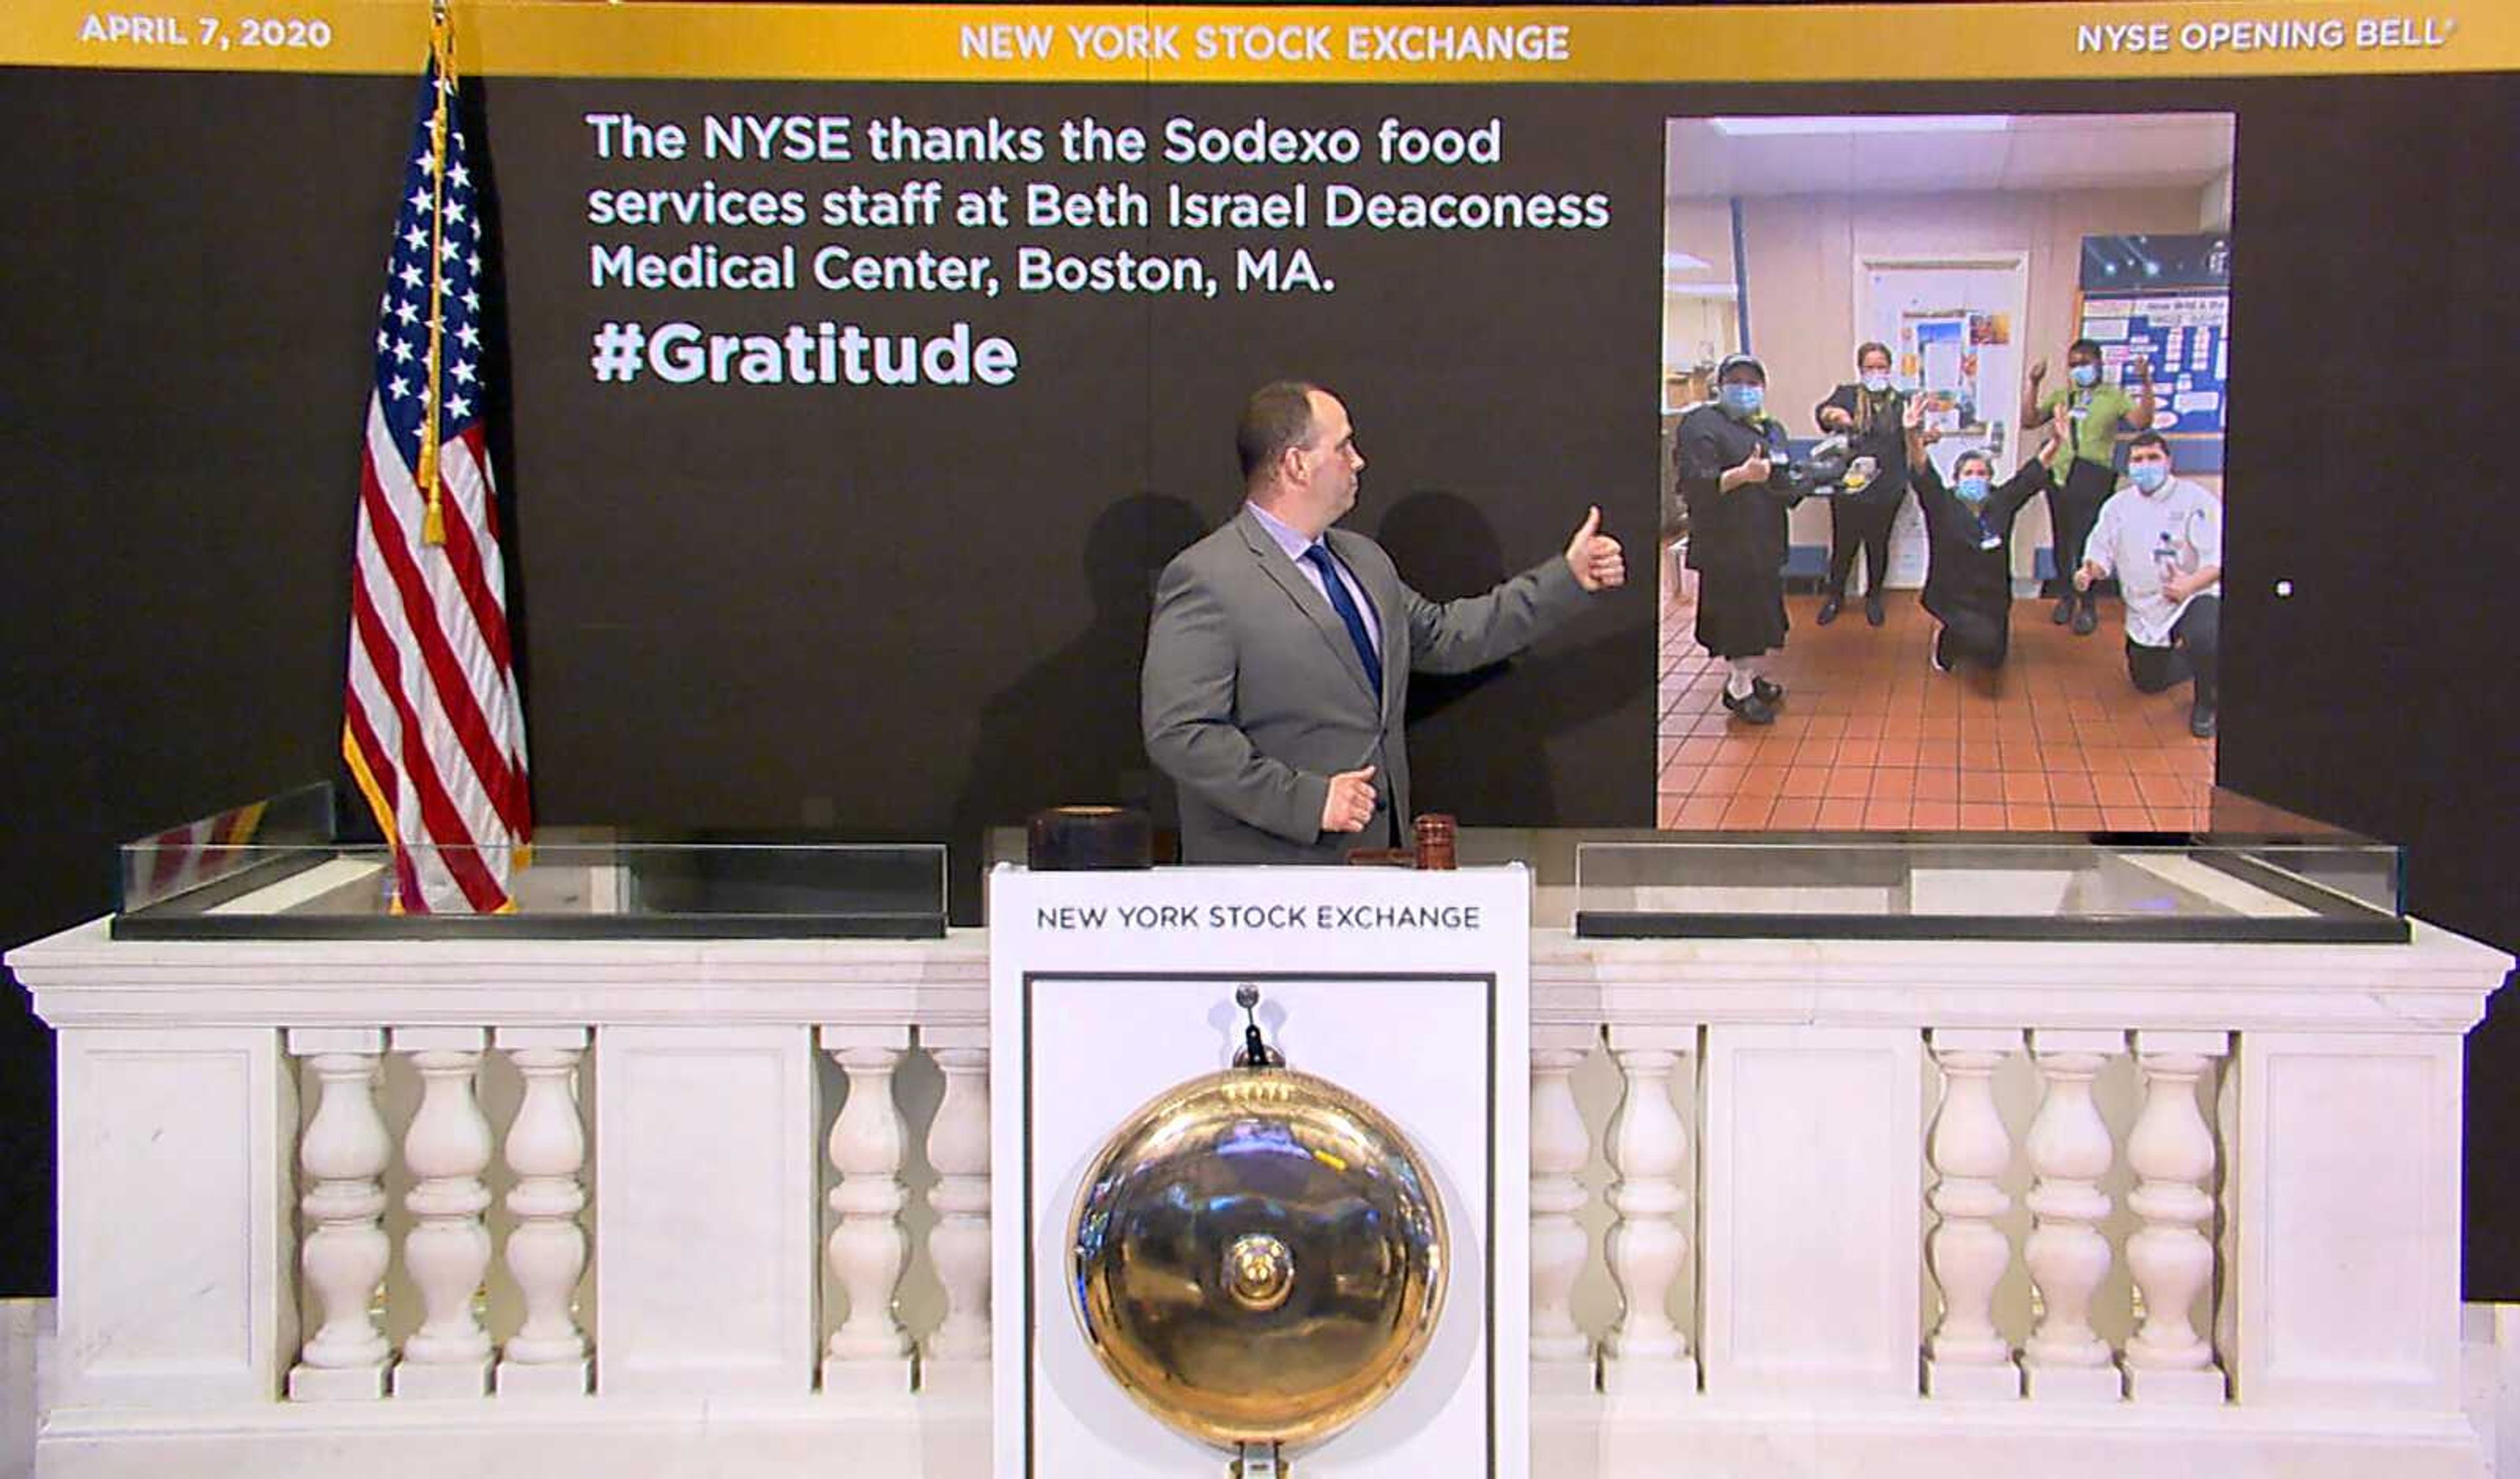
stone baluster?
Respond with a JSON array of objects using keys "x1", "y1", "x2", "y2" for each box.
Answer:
[
  {"x1": 288, "y1": 1030, "x2": 394, "y2": 1400},
  {"x1": 1601, "y1": 1025, "x2": 1698, "y2": 1395},
  {"x1": 1925, "y1": 1028, "x2": 2025, "y2": 1399},
  {"x1": 392, "y1": 1027, "x2": 495, "y2": 1397},
  {"x1": 2123, "y1": 1031, "x2": 2229, "y2": 1403},
  {"x1": 820, "y1": 1026, "x2": 910, "y2": 1392},
  {"x1": 2023, "y1": 1030, "x2": 2124, "y2": 1402},
  {"x1": 2212, "y1": 1048, "x2": 2242, "y2": 1372},
  {"x1": 923, "y1": 1028, "x2": 992, "y2": 1388},
  {"x1": 1530, "y1": 1028, "x2": 1597, "y2": 1393},
  {"x1": 495, "y1": 1026, "x2": 591, "y2": 1396}
]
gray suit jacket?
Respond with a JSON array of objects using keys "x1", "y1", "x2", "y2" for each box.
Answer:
[{"x1": 1142, "y1": 506, "x2": 1589, "y2": 864}]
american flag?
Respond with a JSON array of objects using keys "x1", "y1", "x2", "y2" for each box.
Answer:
[{"x1": 342, "y1": 13, "x2": 531, "y2": 914}]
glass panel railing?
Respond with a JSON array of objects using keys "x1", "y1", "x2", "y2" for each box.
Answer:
[
  {"x1": 1572, "y1": 789, "x2": 2401, "y2": 942},
  {"x1": 115, "y1": 789, "x2": 948, "y2": 939}
]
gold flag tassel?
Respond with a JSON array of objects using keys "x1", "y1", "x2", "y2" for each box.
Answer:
[{"x1": 418, "y1": 0, "x2": 455, "y2": 546}]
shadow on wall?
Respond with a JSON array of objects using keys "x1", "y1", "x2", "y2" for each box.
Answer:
[
  {"x1": 949, "y1": 493, "x2": 1211, "y2": 921},
  {"x1": 1374, "y1": 490, "x2": 1639, "y2": 825}
]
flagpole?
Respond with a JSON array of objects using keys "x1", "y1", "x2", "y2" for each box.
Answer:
[
  {"x1": 345, "y1": 0, "x2": 529, "y2": 915},
  {"x1": 418, "y1": 0, "x2": 453, "y2": 546}
]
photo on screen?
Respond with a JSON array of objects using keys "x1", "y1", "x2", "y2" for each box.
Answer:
[{"x1": 1654, "y1": 112, "x2": 2236, "y2": 833}]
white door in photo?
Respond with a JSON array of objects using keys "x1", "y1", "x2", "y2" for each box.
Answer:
[{"x1": 1858, "y1": 255, "x2": 2030, "y2": 589}]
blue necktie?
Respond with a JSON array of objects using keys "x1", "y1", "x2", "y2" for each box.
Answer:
[{"x1": 1302, "y1": 543, "x2": 1383, "y2": 699}]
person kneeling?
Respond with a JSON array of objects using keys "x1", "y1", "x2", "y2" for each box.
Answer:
[
  {"x1": 1902, "y1": 397, "x2": 2059, "y2": 675},
  {"x1": 2072, "y1": 432, "x2": 2223, "y2": 738}
]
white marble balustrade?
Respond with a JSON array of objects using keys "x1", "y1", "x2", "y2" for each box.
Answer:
[
  {"x1": 10, "y1": 913, "x2": 2510, "y2": 1478},
  {"x1": 1534, "y1": 924, "x2": 2507, "y2": 1478}
]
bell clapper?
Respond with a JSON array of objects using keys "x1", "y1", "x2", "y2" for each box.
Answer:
[
  {"x1": 1232, "y1": 984, "x2": 1285, "y2": 1068},
  {"x1": 1230, "y1": 1441, "x2": 1286, "y2": 1477}
]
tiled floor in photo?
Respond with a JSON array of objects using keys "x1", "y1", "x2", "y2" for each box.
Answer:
[{"x1": 1656, "y1": 572, "x2": 2216, "y2": 832}]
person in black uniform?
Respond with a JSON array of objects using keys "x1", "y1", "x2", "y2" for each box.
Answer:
[
  {"x1": 1812, "y1": 341, "x2": 1910, "y2": 628},
  {"x1": 1675, "y1": 352, "x2": 1796, "y2": 724},
  {"x1": 1901, "y1": 395, "x2": 2064, "y2": 675},
  {"x1": 2023, "y1": 339, "x2": 2155, "y2": 635}
]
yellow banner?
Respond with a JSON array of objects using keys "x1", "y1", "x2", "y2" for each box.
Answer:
[{"x1": 6, "y1": 1, "x2": 2510, "y2": 82}]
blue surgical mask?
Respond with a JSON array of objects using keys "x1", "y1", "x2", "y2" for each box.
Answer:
[
  {"x1": 1860, "y1": 372, "x2": 1892, "y2": 394},
  {"x1": 2070, "y1": 364, "x2": 2101, "y2": 388},
  {"x1": 2130, "y1": 461, "x2": 2170, "y2": 493},
  {"x1": 1720, "y1": 383, "x2": 1765, "y2": 419},
  {"x1": 1956, "y1": 474, "x2": 1991, "y2": 504}
]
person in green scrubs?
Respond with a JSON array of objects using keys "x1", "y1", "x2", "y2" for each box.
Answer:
[{"x1": 2022, "y1": 337, "x2": 2154, "y2": 635}]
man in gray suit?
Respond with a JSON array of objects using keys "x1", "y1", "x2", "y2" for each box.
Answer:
[{"x1": 1143, "y1": 381, "x2": 1627, "y2": 863}]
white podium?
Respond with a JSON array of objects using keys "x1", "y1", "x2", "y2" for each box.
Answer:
[{"x1": 989, "y1": 864, "x2": 1532, "y2": 1478}]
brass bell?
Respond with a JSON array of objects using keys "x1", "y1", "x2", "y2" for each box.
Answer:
[{"x1": 1067, "y1": 986, "x2": 1448, "y2": 1460}]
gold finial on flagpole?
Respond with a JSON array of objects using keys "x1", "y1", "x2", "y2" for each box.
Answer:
[{"x1": 418, "y1": 0, "x2": 455, "y2": 546}]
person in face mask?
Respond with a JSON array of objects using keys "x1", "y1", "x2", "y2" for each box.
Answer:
[
  {"x1": 2023, "y1": 339, "x2": 2156, "y2": 636},
  {"x1": 2072, "y1": 431, "x2": 2222, "y2": 737},
  {"x1": 1674, "y1": 352, "x2": 1797, "y2": 724},
  {"x1": 1811, "y1": 341, "x2": 1911, "y2": 628},
  {"x1": 1902, "y1": 396, "x2": 2064, "y2": 675}
]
